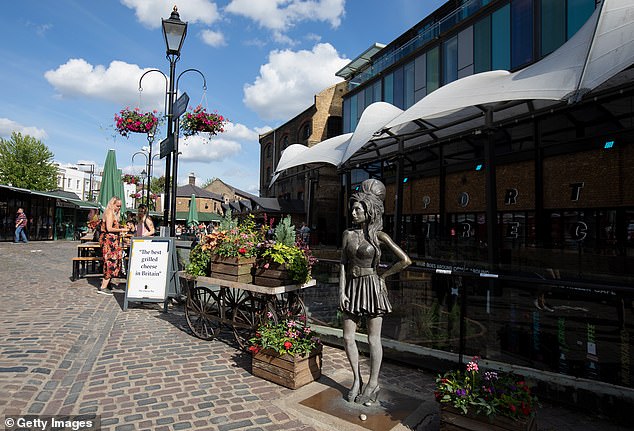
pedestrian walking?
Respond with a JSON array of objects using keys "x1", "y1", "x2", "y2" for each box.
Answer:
[
  {"x1": 14, "y1": 208, "x2": 28, "y2": 243},
  {"x1": 300, "y1": 221, "x2": 311, "y2": 243}
]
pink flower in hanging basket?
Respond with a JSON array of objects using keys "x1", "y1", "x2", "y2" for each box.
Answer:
[
  {"x1": 114, "y1": 107, "x2": 159, "y2": 138},
  {"x1": 180, "y1": 105, "x2": 228, "y2": 137}
]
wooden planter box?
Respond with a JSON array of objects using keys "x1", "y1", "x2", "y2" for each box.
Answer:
[
  {"x1": 440, "y1": 406, "x2": 536, "y2": 431},
  {"x1": 210, "y1": 255, "x2": 255, "y2": 283},
  {"x1": 251, "y1": 348, "x2": 322, "y2": 389},
  {"x1": 252, "y1": 262, "x2": 294, "y2": 287}
]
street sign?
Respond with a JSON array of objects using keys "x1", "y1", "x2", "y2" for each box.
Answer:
[
  {"x1": 159, "y1": 136, "x2": 173, "y2": 159},
  {"x1": 173, "y1": 92, "x2": 190, "y2": 118}
]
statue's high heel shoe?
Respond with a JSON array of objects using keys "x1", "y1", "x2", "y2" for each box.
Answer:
[
  {"x1": 347, "y1": 381, "x2": 362, "y2": 402},
  {"x1": 355, "y1": 385, "x2": 381, "y2": 406}
]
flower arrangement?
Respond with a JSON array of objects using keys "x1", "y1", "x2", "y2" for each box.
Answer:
[
  {"x1": 114, "y1": 107, "x2": 159, "y2": 138},
  {"x1": 248, "y1": 312, "x2": 321, "y2": 358},
  {"x1": 255, "y1": 216, "x2": 317, "y2": 284},
  {"x1": 180, "y1": 105, "x2": 228, "y2": 137},
  {"x1": 186, "y1": 211, "x2": 263, "y2": 277},
  {"x1": 122, "y1": 173, "x2": 140, "y2": 185},
  {"x1": 435, "y1": 356, "x2": 538, "y2": 421}
]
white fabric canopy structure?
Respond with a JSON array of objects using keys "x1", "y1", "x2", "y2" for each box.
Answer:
[
  {"x1": 271, "y1": 0, "x2": 634, "y2": 176},
  {"x1": 271, "y1": 103, "x2": 403, "y2": 185}
]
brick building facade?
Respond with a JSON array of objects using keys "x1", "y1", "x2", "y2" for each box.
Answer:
[{"x1": 259, "y1": 82, "x2": 346, "y2": 245}]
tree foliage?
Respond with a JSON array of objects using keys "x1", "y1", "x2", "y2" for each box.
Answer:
[
  {"x1": 150, "y1": 175, "x2": 165, "y2": 195},
  {"x1": 0, "y1": 132, "x2": 57, "y2": 191}
]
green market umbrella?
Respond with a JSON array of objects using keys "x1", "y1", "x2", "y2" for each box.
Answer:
[
  {"x1": 97, "y1": 149, "x2": 126, "y2": 214},
  {"x1": 186, "y1": 194, "x2": 199, "y2": 227}
]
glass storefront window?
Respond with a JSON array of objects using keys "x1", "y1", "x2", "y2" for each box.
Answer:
[
  {"x1": 474, "y1": 15, "x2": 492, "y2": 73},
  {"x1": 443, "y1": 35, "x2": 459, "y2": 85},
  {"x1": 511, "y1": 0, "x2": 533, "y2": 69},
  {"x1": 426, "y1": 46, "x2": 440, "y2": 93},
  {"x1": 541, "y1": 0, "x2": 566, "y2": 55},
  {"x1": 492, "y1": 4, "x2": 510, "y2": 70},
  {"x1": 567, "y1": 0, "x2": 596, "y2": 39}
]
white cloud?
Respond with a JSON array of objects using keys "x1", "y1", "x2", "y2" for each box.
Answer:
[
  {"x1": 120, "y1": 0, "x2": 220, "y2": 28},
  {"x1": 243, "y1": 43, "x2": 348, "y2": 120},
  {"x1": 201, "y1": 29, "x2": 226, "y2": 47},
  {"x1": 44, "y1": 59, "x2": 166, "y2": 110},
  {"x1": 0, "y1": 118, "x2": 48, "y2": 140},
  {"x1": 178, "y1": 121, "x2": 258, "y2": 162},
  {"x1": 225, "y1": 0, "x2": 345, "y2": 32}
]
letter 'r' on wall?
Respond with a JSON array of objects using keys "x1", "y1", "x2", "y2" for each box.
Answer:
[{"x1": 504, "y1": 188, "x2": 518, "y2": 205}]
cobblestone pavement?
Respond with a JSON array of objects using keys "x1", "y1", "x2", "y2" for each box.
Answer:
[{"x1": 0, "y1": 241, "x2": 627, "y2": 431}]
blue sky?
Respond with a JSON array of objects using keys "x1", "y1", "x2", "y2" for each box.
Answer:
[{"x1": 1, "y1": 0, "x2": 445, "y2": 195}]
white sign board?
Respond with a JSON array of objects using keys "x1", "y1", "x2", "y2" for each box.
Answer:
[{"x1": 126, "y1": 238, "x2": 170, "y2": 302}]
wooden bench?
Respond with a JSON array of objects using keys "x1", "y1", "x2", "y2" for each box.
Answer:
[{"x1": 72, "y1": 256, "x2": 103, "y2": 281}]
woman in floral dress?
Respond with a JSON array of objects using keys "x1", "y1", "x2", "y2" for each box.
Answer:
[{"x1": 98, "y1": 197, "x2": 128, "y2": 295}]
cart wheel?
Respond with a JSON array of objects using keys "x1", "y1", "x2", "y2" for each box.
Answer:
[
  {"x1": 277, "y1": 292, "x2": 307, "y2": 325},
  {"x1": 232, "y1": 293, "x2": 267, "y2": 350},
  {"x1": 185, "y1": 286, "x2": 221, "y2": 340}
]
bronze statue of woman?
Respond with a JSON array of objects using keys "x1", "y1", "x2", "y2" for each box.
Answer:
[{"x1": 339, "y1": 178, "x2": 411, "y2": 405}]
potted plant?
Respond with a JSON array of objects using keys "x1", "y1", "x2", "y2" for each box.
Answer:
[
  {"x1": 435, "y1": 356, "x2": 538, "y2": 431},
  {"x1": 249, "y1": 313, "x2": 322, "y2": 389},
  {"x1": 180, "y1": 105, "x2": 228, "y2": 137},
  {"x1": 114, "y1": 107, "x2": 159, "y2": 138},
  {"x1": 186, "y1": 211, "x2": 262, "y2": 282},
  {"x1": 253, "y1": 216, "x2": 317, "y2": 286}
]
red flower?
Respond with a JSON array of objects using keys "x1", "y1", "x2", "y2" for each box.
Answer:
[
  {"x1": 248, "y1": 346, "x2": 260, "y2": 354},
  {"x1": 509, "y1": 404, "x2": 517, "y2": 413},
  {"x1": 238, "y1": 247, "x2": 247, "y2": 255},
  {"x1": 283, "y1": 341, "x2": 292, "y2": 350}
]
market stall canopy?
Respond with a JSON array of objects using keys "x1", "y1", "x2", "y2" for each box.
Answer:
[{"x1": 270, "y1": 103, "x2": 404, "y2": 186}]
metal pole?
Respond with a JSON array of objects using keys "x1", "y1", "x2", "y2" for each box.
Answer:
[
  {"x1": 146, "y1": 136, "x2": 153, "y2": 207},
  {"x1": 164, "y1": 59, "x2": 176, "y2": 231},
  {"x1": 170, "y1": 126, "x2": 179, "y2": 236}
]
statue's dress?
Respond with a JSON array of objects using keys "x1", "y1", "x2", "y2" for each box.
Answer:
[{"x1": 340, "y1": 229, "x2": 392, "y2": 316}]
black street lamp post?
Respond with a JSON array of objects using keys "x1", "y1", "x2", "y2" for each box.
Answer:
[
  {"x1": 162, "y1": 6, "x2": 187, "y2": 235},
  {"x1": 138, "y1": 6, "x2": 205, "y2": 236},
  {"x1": 139, "y1": 169, "x2": 147, "y2": 207}
]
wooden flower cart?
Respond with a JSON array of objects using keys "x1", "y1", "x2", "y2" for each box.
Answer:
[{"x1": 178, "y1": 272, "x2": 316, "y2": 349}]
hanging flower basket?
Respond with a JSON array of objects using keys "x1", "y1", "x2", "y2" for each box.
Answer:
[
  {"x1": 180, "y1": 105, "x2": 228, "y2": 137},
  {"x1": 114, "y1": 107, "x2": 159, "y2": 138}
]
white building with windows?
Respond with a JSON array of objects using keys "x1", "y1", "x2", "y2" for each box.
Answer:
[{"x1": 54, "y1": 163, "x2": 101, "y2": 202}]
